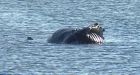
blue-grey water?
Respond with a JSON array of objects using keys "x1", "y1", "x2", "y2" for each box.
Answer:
[{"x1": 0, "y1": 0, "x2": 140, "y2": 75}]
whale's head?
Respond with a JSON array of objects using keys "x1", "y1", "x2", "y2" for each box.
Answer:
[
  {"x1": 77, "y1": 23, "x2": 105, "y2": 44},
  {"x1": 88, "y1": 23, "x2": 105, "y2": 39}
]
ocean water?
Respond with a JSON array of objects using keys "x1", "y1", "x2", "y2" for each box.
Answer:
[{"x1": 0, "y1": 0, "x2": 140, "y2": 75}]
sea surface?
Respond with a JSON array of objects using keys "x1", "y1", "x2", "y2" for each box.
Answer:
[{"x1": 0, "y1": 0, "x2": 140, "y2": 75}]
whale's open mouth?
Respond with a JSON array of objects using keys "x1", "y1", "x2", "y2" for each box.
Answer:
[
  {"x1": 87, "y1": 33, "x2": 104, "y2": 44},
  {"x1": 86, "y1": 23, "x2": 105, "y2": 44}
]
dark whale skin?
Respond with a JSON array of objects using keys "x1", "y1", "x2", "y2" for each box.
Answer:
[{"x1": 48, "y1": 24, "x2": 105, "y2": 44}]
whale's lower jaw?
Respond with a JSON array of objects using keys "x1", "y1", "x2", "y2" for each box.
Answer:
[{"x1": 87, "y1": 33, "x2": 104, "y2": 44}]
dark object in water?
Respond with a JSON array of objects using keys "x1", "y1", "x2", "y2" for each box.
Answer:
[
  {"x1": 48, "y1": 23, "x2": 105, "y2": 44},
  {"x1": 27, "y1": 37, "x2": 33, "y2": 40}
]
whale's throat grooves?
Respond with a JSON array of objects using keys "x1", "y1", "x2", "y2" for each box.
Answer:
[{"x1": 87, "y1": 33, "x2": 103, "y2": 44}]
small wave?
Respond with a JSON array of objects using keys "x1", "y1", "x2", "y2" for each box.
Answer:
[
  {"x1": 104, "y1": 37, "x2": 123, "y2": 43},
  {"x1": 104, "y1": 37, "x2": 138, "y2": 43}
]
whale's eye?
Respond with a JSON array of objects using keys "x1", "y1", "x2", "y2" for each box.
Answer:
[{"x1": 96, "y1": 25, "x2": 100, "y2": 28}]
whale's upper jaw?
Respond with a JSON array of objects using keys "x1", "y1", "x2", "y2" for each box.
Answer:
[{"x1": 88, "y1": 24, "x2": 105, "y2": 34}]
